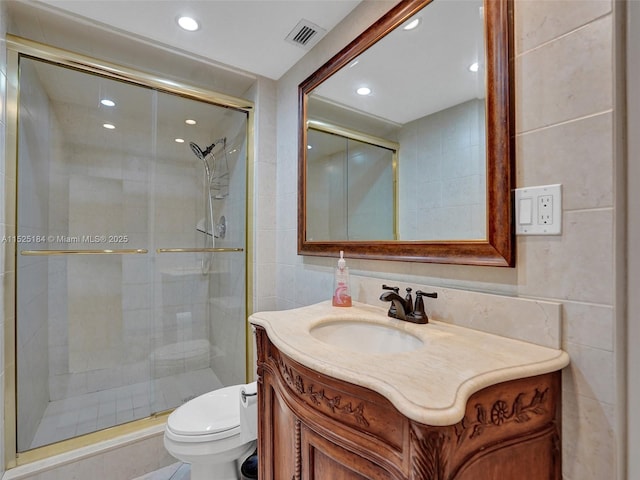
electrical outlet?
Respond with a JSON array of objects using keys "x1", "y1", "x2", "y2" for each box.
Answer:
[
  {"x1": 538, "y1": 195, "x2": 553, "y2": 225},
  {"x1": 515, "y1": 184, "x2": 562, "y2": 235}
]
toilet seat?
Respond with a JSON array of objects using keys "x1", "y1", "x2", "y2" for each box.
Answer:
[{"x1": 166, "y1": 385, "x2": 242, "y2": 443}]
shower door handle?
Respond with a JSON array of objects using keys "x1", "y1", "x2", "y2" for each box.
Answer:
[
  {"x1": 20, "y1": 249, "x2": 148, "y2": 256},
  {"x1": 156, "y1": 247, "x2": 244, "y2": 253}
]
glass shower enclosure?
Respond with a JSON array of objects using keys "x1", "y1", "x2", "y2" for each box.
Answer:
[{"x1": 13, "y1": 54, "x2": 249, "y2": 453}]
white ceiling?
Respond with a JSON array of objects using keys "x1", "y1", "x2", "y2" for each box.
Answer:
[
  {"x1": 11, "y1": 0, "x2": 486, "y2": 133},
  {"x1": 33, "y1": 0, "x2": 362, "y2": 80},
  {"x1": 313, "y1": 0, "x2": 485, "y2": 125}
]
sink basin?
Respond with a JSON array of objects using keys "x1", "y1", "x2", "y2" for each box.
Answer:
[{"x1": 309, "y1": 320, "x2": 423, "y2": 354}]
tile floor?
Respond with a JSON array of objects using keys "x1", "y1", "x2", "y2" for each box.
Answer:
[
  {"x1": 30, "y1": 368, "x2": 222, "y2": 449},
  {"x1": 133, "y1": 462, "x2": 191, "y2": 480}
]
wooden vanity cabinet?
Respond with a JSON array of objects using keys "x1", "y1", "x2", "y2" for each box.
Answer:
[{"x1": 255, "y1": 326, "x2": 562, "y2": 480}]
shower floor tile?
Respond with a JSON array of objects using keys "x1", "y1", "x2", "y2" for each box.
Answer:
[{"x1": 29, "y1": 368, "x2": 222, "y2": 450}]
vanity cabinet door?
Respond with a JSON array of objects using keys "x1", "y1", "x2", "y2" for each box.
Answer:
[
  {"x1": 299, "y1": 423, "x2": 395, "y2": 480},
  {"x1": 260, "y1": 363, "x2": 397, "y2": 480},
  {"x1": 452, "y1": 427, "x2": 560, "y2": 480},
  {"x1": 259, "y1": 372, "x2": 297, "y2": 480}
]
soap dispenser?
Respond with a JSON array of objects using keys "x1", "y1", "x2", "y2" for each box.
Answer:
[{"x1": 332, "y1": 251, "x2": 352, "y2": 307}]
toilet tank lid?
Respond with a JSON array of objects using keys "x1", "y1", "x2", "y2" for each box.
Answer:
[{"x1": 167, "y1": 385, "x2": 241, "y2": 436}]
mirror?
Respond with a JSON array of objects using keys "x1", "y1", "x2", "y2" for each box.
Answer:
[
  {"x1": 306, "y1": 121, "x2": 399, "y2": 241},
  {"x1": 298, "y1": 0, "x2": 514, "y2": 266}
]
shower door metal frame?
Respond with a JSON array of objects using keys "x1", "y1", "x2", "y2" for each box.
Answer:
[{"x1": 3, "y1": 35, "x2": 256, "y2": 469}]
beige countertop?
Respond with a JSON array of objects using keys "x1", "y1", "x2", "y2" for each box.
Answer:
[{"x1": 249, "y1": 301, "x2": 570, "y2": 426}]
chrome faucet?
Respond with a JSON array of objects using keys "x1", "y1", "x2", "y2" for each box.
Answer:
[{"x1": 379, "y1": 285, "x2": 437, "y2": 324}]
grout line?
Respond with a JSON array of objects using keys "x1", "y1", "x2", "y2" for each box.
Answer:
[
  {"x1": 168, "y1": 463, "x2": 191, "y2": 480},
  {"x1": 562, "y1": 206, "x2": 613, "y2": 214},
  {"x1": 517, "y1": 294, "x2": 613, "y2": 310},
  {"x1": 516, "y1": 110, "x2": 613, "y2": 137},
  {"x1": 515, "y1": 12, "x2": 612, "y2": 58}
]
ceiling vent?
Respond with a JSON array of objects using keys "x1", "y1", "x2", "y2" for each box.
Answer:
[{"x1": 285, "y1": 19, "x2": 327, "y2": 50}]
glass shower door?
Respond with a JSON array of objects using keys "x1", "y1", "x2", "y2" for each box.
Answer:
[
  {"x1": 149, "y1": 92, "x2": 248, "y2": 411},
  {"x1": 14, "y1": 55, "x2": 248, "y2": 452}
]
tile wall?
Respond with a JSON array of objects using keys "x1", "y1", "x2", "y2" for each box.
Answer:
[
  {"x1": 275, "y1": 1, "x2": 620, "y2": 479},
  {"x1": 398, "y1": 99, "x2": 486, "y2": 240},
  {"x1": 250, "y1": 77, "x2": 278, "y2": 315}
]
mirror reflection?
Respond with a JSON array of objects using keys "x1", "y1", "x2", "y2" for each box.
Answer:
[
  {"x1": 306, "y1": 123, "x2": 397, "y2": 241},
  {"x1": 306, "y1": 0, "x2": 487, "y2": 242}
]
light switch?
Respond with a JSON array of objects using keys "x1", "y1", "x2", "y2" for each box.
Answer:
[{"x1": 518, "y1": 197, "x2": 533, "y2": 224}]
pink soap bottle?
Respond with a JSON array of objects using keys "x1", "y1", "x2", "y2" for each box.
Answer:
[{"x1": 332, "y1": 251, "x2": 352, "y2": 307}]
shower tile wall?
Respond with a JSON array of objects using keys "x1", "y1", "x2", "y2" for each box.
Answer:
[
  {"x1": 46, "y1": 147, "x2": 211, "y2": 399},
  {"x1": 207, "y1": 127, "x2": 247, "y2": 387},
  {"x1": 152, "y1": 147, "x2": 209, "y2": 385},
  {"x1": 68, "y1": 177, "x2": 124, "y2": 373},
  {"x1": 398, "y1": 99, "x2": 486, "y2": 240},
  {"x1": 45, "y1": 116, "x2": 157, "y2": 404}
]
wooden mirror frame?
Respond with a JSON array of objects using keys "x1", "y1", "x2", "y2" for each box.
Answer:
[{"x1": 298, "y1": 0, "x2": 514, "y2": 267}]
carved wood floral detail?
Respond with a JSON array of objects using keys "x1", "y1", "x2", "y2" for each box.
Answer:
[
  {"x1": 455, "y1": 388, "x2": 549, "y2": 445},
  {"x1": 275, "y1": 353, "x2": 370, "y2": 427}
]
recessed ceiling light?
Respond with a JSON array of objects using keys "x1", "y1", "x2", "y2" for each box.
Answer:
[
  {"x1": 177, "y1": 16, "x2": 199, "y2": 32},
  {"x1": 356, "y1": 87, "x2": 372, "y2": 96},
  {"x1": 469, "y1": 62, "x2": 480, "y2": 72},
  {"x1": 175, "y1": 138, "x2": 185, "y2": 143},
  {"x1": 349, "y1": 60, "x2": 359, "y2": 68},
  {"x1": 100, "y1": 99, "x2": 115, "y2": 107},
  {"x1": 307, "y1": 145, "x2": 313, "y2": 150},
  {"x1": 103, "y1": 123, "x2": 115, "y2": 130},
  {"x1": 185, "y1": 119, "x2": 196, "y2": 125},
  {"x1": 403, "y1": 18, "x2": 421, "y2": 31}
]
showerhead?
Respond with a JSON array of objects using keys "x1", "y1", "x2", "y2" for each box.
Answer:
[
  {"x1": 189, "y1": 137, "x2": 228, "y2": 161},
  {"x1": 189, "y1": 142, "x2": 203, "y2": 160},
  {"x1": 189, "y1": 141, "x2": 215, "y2": 161},
  {"x1": 189, "y1": 138, "x2": 228, "y2": 182}
]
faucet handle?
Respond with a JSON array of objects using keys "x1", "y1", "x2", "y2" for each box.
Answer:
[
  {"x1": 381, "y1": 285, "x2": 399, "y2": 317},
  {"x1": 408, "y1": 290, "x2": 437, "y2": 324},
  {"x1": 382, "y1": 284, "x2": 399, "y2": 293},
  {"x1": 416, "y1": 290, "x2": 438, "y2": 299}
]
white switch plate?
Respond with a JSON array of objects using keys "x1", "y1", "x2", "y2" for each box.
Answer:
[{"x1": 515, "y1": 184, "x2": 562, "y2": 235}]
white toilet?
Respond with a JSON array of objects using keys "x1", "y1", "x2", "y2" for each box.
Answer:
[{"x1": 164, "y1": 384, "x2": 257, "y2": 480}]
